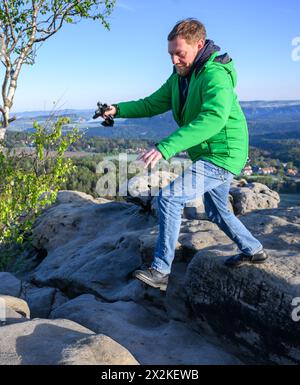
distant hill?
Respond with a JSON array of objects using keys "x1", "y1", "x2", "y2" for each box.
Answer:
[
  {"x1": 13, "y1": 109, "x2": 93, "y2": 119},
  {"x1": 241, "y1": 101, "x2": 300, "y2": 137},
  {"x1": 9, "y1": 100, "x2": 300, "y2": 140},
  {"x1": 241, "y1": 100, "x2": 300, "y2": 117}
]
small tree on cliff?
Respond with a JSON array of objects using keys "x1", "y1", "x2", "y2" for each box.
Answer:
[{"x1": 0, "y1": 0, "x2": 116, "y2": 137}]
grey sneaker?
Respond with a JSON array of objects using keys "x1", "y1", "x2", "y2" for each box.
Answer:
[
  {"x1": 133, "y1": 267, "x2": 169, "y2": 291},
  {"x1": 225, "y1": 249, "x2": 269, "y2": 268}
]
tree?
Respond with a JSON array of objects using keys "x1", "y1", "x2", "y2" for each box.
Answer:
[
  {"x1": 269, "y1": 159, "x2": 278, "y2": 167},
  {"x1": 0, "y1": 117, "x2": 81, "y2": 254},
  {"x1": 0, "y1": 0, "x2": 116, "y2": 136}
]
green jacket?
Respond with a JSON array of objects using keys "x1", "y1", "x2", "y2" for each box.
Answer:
[{"x1": 115, "y1": 51, "x2": 248, "y2": 176}]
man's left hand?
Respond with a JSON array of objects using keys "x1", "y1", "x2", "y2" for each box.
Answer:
[{"x1": 137, "y1": 148, "x2": 163, "y2": 169}]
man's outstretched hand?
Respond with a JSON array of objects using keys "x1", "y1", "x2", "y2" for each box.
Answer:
[
  {"x1": 102, "y1": 105, "x2": 117, "y2": 118},
  {"x1": 137, "y1": 148, "x2": 163, "y2": 169}
]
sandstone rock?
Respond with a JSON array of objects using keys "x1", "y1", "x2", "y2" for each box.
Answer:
[
  {"x1": 123, "y1": 170, "x2": 178, "y2": 213},
  {"x1": 50, "y1": 294, "x2": 240, "y2": 365},
  {"x1": 0, "y1": 295, "x2": 30, "y2": 319},
  {"x1": 125, "y1": 171, "x2": 276, "y2": 219},
  {"x1": 185, "y1": 245, "x2": 300, "y2": 364},
  {"x1": 183, "y1": 197, "x2": 208, "y2": 220},
  {"x1": 178, "y1": 229, "x2": 232, "y2": 260},
  {"x1": 250, "y1": 206, "x2": 300, "y2": 225},
  {"x1": 56, "y1": 190, "x2": 107, "y2": 205},
  {"x1": 1, "y1": 307, "x2": 28, "y2": 326},
  {"x1": 22, "y1": 285, "x2": 57, "y2": 319},
  {"x1": 31, "y1": 198, "x2": 156, "y2": 300},
  {"x1": 126, "y1": 170, "x2": 178, "y2": 198},
  {"x1": 20, "y1": 191, "x2": 300, "y2": 365},
  {"x1": 30, "y1": 190, "x2": 298, "y2": 299},
  {"x1": 230, "y1": 182, "x2": 280, "y2": 215},
  {"x1": 0, "y1": 318, "x2": 138, "y2": 365},
  {"x1": 51, "y1": 290, "x2": 69, "y2": 312},
  {"x1": 60, "y1": 334, "x2": 139, "y2": 365},
  {"x1": 238, "y1": 211, "x2": 300, "y2": 253},
  {"x1": 0, "y1": 273, "x2": 21, "y2": 297},
  {"x1": 30, "y1": 205, "x2": 230, "y2": 306},
  {"x1": 10, "y1": 280, "x2": 69, "y2": 319},
  {"x1": 230, "y1": 178, "x2": 248, "y2": 188}
]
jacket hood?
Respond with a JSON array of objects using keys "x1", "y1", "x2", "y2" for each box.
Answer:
[
  {"x1": 212, "y1": 53, "x2": 236, "y2": 88},
  {"x1": 193, "y1": 39, "x2": 221, "y2": 77}
]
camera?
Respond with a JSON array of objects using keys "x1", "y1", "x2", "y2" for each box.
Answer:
[{"x1": 93, "y1": 102, "x2": 114, "y2": 127}]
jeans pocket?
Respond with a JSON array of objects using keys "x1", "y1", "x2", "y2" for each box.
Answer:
[{"x1": 204, "y1": 161, "x2": 225, "y2": 180}]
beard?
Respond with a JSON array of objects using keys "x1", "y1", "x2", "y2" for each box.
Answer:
[{"x1": 175, "y1": 65, "x2": 191, "y2": 77}]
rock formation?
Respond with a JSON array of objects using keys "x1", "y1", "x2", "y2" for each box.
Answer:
[{"x1": 0, "y1": 178, "x2": 298, "y2": 365}]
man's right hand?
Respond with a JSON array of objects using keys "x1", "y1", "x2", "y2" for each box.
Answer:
[{"x1": 102, "y1": 105, "x2": 117, "y2": 118}]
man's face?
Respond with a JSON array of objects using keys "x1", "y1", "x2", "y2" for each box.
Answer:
[{"x1": 168, "y1": 37, "x2": 205, "y2": 76}]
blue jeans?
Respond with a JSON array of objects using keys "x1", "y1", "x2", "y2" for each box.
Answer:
[{"x1": 151, "y1": 159, "x2": 263, "y2": 274}]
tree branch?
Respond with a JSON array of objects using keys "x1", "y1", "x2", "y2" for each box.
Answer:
[
  {"x1": 34, "y1": 3, "x2": 77, "y2": 43},
  {"x1": 3, "y1": 0, "x2": 17, "y2": 45}
]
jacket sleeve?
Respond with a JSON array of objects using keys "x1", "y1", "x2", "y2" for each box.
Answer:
[
  {"x1": 156, "y1": 67, "x2": 234, "y2": 160},
  {"x1": 115, "y1": 75, "x2": 173, "y2": 119}
]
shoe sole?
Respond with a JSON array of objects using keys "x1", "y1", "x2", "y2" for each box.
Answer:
[
  {"x1": 134, "y1": 273, "x2": 168, "y2": 291},
  {"x1": 225, "y1": 258, "x2": 268, "y2": 268}
]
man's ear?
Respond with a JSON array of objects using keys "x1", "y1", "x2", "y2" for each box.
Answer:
[{"x1": 197, "y1": 39, "x2": 205, "y2": 50}]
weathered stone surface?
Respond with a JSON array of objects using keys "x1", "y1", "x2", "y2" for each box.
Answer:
[
  {"x1": 0, "y1": 273, "x2": 69, "y2": 321},
  {"x1": 56, "y1": 190, "x2": 110, "y2": 205},
  {"x1": 247, "y1": 206, "x2": 300, "y2": 225},
  {"x1": 0, "y1": 318, "x2": 138, "y2": 365},
  {"x1": 123, "y1": 170, "x2": 179, "y2": 214},
  {"x1": 125, "y1": 170, "x2": 238, "y2": 219},
  {"x1": 238, "y1": 211, "x2": 300, "y2": 253},
  {"x1": 60, "y1": 334, "x2": 139, "y2": 365},
  {"x1": 126, "y1": 170, "x2": 178, "y2": 198},
  {"x1": 185, "y1": 245, "x2": 300, "y2": 364},
  {"x1": 230, "y1": 182, "x2": 280, "y2": 215},
  {"x1": 1, "y1": 307, "x2": 28, "y2": 326},
  {"x1": 30, "y1": 195, "x2": 230, "y2": 302},
  {"x1": 178, "y1": 219, "x2": 232, "y2": 260},
  {"x1": 30, "y1": 198, "x2": 156, "y2": 300},
  {"x1": 0, "y1": 273, "x2": 21, "y2": 297},
  {"x1": 50, "y1": 294, "x2": 241, "y2": 365},
  {"x1": 0, "y1": 295, "x2": 30, "y2": 319},
  {"x1": 51, "y1": 289, "x2": 69, "y2": 312},
  {"x1": 22, "y1": 285, "x2": 57, "y2": 319},
  {"x1": 125, "y1": 171, "x2": 278, "y2": 219},
  {"x1": 230, "y1": 178, "x2": 248, "y2": 188},
  {"x1": 17, "y1": 190, "x2": 299, "y2": 364}
]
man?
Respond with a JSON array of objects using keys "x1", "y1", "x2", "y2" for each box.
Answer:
[{"x1": 102, "y1": 18, "x2": 268, "y2": 291}]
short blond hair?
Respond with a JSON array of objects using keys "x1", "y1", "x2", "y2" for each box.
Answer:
[{"x1": 168, "y1": 18, "x2": 206, "y2": 45}]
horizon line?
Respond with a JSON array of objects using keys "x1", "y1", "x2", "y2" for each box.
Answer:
[{"x1": 11, "y1": 99, "x2": 300, "y2": 115}]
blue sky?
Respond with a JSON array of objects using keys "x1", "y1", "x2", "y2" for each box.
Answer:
[{"x1": 9, "y1": 0, "x2": 300, "y2": 112}]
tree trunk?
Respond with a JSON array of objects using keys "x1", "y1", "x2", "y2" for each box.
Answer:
[
  {"x1": 0, "y1": 105, "x2": 11, "y2": 139},
  {"x1": 0, "y1": 46, "x2": 29, "y2": 139}
]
